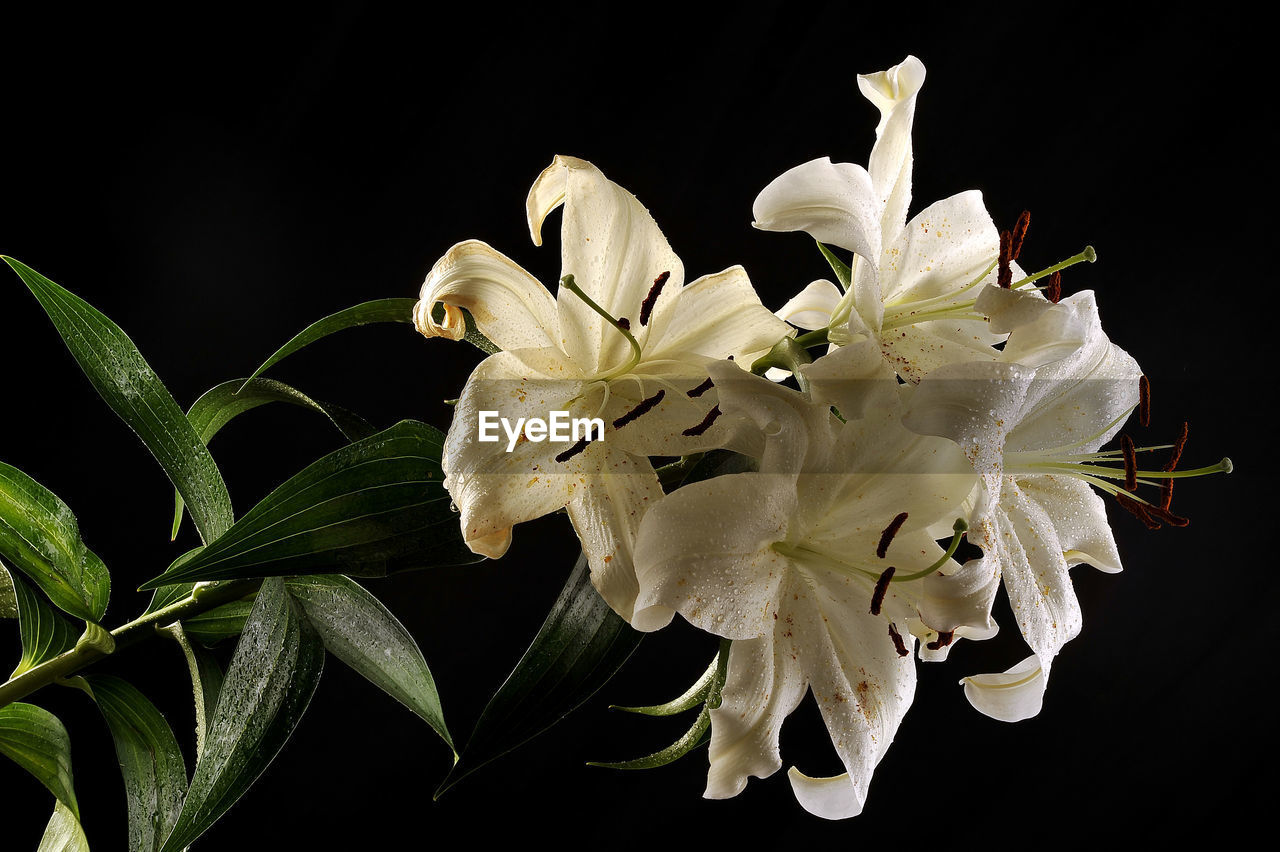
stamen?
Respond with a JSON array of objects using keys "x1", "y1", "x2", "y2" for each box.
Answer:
[
  {"x1": 554, "y1": 438, "x2": 591, "y2": 463},
  {"x1": 1010, "y1": 210, "x2": 1031, "y2": 261},
  {"x1": 560, "y1": 274, "x2": 643, "y2": 380},
  {"x1": 639, "y1": 271, "x2": 670, "y2": 326},
  {"x1": 888, "y1": 623, "x2": 909, "y2": 657},
  {"x1": 1122, "y1": 434, "x2": 1137, "y2": 491},
  {"x1": 892, "y1": 518, "x2": 968, "y2": 583},
  {"x1": 1159, "y1": 477, "x2": 1174, "y2": 511},
  {"x1": 1142, "y1": 502, "x2": 1190, "y2": 528},
  {"x1": 870, "y1": 566, "x2": 895, "y2": 616},
  {"x1": 926, "y1": 630, "x2": 955, "y2": 651},
  {"x1": 682, "y1": 405, "x2": 722, "y2": 437},
  {"x1": 1115, "y1": 492, "x2": 1161, "y2": 530},
  {"x1": 1010, "y1": 246, "x2": 1096, "y2": 290},
  {"x1": 618, "y1": 317, "x2": 631, "y2": 331},
  {"x1": 1166, "y1": 422, "x2": 1189, "y2": 471},
  {"x1": 1045, "y1": 270, "x2": 1062, "y2": 304},
  {"x1": 687, "y1": 377, "x2": 714, "y2": 398},
  {"x1": 1138, "y1": 376, "x2": 1151, "y2": 427},
  {"x1": 998, "y1": 230, "x2": 1013, "y2": 289},
  {"x1": 613, "y1": 389, "x2": 666, "y2": 429},
  {"x1": 876, "y1": 512, "x2": 909, "y2": 559}
]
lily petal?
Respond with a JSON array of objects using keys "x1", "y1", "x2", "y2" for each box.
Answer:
[
  {"x1": 1020, "y1": 475, "x2": 1123, "y2": 574},
  {"x1": 962, "y1": 655, "x2": 1047, "y2": 722},
  {"x1": 859, "y1": 54, "x2": 926, "y2": 242},
  {"x1": 632, "y1": 472, "x2": 796, "y2": 636},
  {"x1": 528, "y1": 155, "x2": 685, "y2": 372},
  {"x1": 752, "y1": 157, "x2": 881, "y2": 262},
  {"x1": 645, "y1": 265, "x2": 790, "y2": 364},
  {"x1": 417, "y1": 240, "x2": 561, "y2": 351},
  {"x1": 881, "y1": 190, "x2": 998, "y2": 306},
  {"x1": 774, "y1": 279, "x2": 843, "y2": 330}
]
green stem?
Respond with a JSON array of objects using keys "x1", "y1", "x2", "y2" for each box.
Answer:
[{"x1": 0, "y1": 578, "x2": 261, "y2": 710}]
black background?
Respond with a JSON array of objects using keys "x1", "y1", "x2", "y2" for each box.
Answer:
[{"x1": 1, "y1": 2, "x2": 1267, "y2": 848}]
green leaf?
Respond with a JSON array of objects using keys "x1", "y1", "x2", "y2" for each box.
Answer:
[
  {"x1": 436, "y1": 552, "x2": 643, "y2": 797},
  {"x1": 160, "y1": 578, "x2": 324, "y2": 852},
  {"x1": 284, "y1": 575, "x2": 453, "y2": 755},
  {"x1": 817, "y1": 240, "x2": 853, "y2": 290},
  {"x1": 0, "y1": 559, "x2": 17, "y2": 618},
  {"x1": 7, "y1": 569, "x2": 81, "y2": 678},
  {"x1": 37, "y1": 801, "x2": 90, "y2": 852},
  {"x1": 587, "y1": 706, "x2": 710, "y2": 770},
  {"x1": 181, "y1": 600, "x2": 253, "y2": 644},
  {"x1": 0, "y1": 702, "x2": 79, "y2": 818},
  {"x1": 610, "y1": 652, "x2": 718, "y2": 717},
  {"x1": 242, "y1": 298, "x2": 418, "y2": 387},
  {"x1": 589, "y1": 639, "x2": 728, "y2": 770},
  {"x1": 140, "y1": 420, "x2": 479, "y2": 589},
  {"x1": 82, "y1": 675, "x2": 187, "y2": 851},
  {"x1": 0, "y1": 461, "x2": 109, "y2": 622},
  {"x1": 161, "y1": 623, "x2": 224, "y2": 762},
  {"x1": 4, "y1": 256, "x2": 234, "y2": 545},
  {"x1": 171, "y1": 377, "x2": 377, "y2": 539},
  {"x1": 142, "y1": 548, "x2": 205, "y2": 618}
]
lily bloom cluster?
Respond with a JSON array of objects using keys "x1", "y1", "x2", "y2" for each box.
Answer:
[{"x1": 413, "y1": 56, "x2": 1224, "y2": 819}]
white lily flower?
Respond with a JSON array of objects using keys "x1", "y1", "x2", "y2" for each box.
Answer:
[
  {"x1": 902, "y1": 290, "x2": 1144, "y2": 720},
  {"x1": 415, "y1": 155, "x2": 789, "y2": 621},
  {"x1": 631, "y1": 359, "x2": 979, "y2": 818},
  {"x1": 752, "y1": 56, "x2": 1093, "y2": 383}
]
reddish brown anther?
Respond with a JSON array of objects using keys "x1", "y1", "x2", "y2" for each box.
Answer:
[
  {"x1": 998, "y1": 230, "x2": 1013, "y2": 289},
  {"x1": 554, "y1": 438, "x2": 591, "y2": 463},
  {"x1": 870, "y1": 566, "x2": 895, "y2": 615},
  {"x1": 1115, "y1": 492, "x2": 1162, "y2": 530},
  {"x1": 613, "y1": 389, "x2": 666, "y2": 429},
  {"x1": 1010, "y1": 210, "x2": 1031, "y2": 260},
  {"x1": 687, "y1": 377, "x2": 714, "y2": 398},
  {"x1": 681, "y1": 405, "x2": 722, "y2": 437},
  {"x1": 1165, "y1": 421, "x2": 1189, "y2": 472},
  {"x1": 1159, "y1": 477, "x2": 1175, "y2": 511},
  {"x1": 1138, "y1": 376, "x2": 1151, "y2": 427},
  {"x1": 888, "y1": 623, "x2": 909, "y2": 657},
  {"x1": 1122, "y1": 434, "x2": 1137, "y2": 492},
  {"x1": 1142, "y1": 502, "x2": 1190, "y2": 528},
  {"x1": 876, "y1": 512, "x2": 909, "y2": 559},
  {"x1": 617, "y1": 317, "x2": 631, "y2": 331},
  {"x1": 639, "y1": 271, "x2": 670, "y2": 326},
  {"x1": 1045, "y1": 270, "x2": 1062, "y2": 304},
  {"x1": 926, "y1": 630, "x2": 955, "y2": 651}
]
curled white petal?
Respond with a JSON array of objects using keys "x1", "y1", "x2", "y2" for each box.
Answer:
[
  {"x1": 962, "y1": 655, "x2": 1047, "y2": 722},
  {"x1": 752, "y1": 157, "x2": 880, "y2": 262},
  {"x1": 775, "y1": 279, "x2": 842, "y2": 330}
]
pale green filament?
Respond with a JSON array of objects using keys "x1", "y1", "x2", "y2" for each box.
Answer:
[
  {"x1": 771, "y1": 517, "x2": 969, "y2": 585},
  {"x1": 560, "y1": 274, "x2": 643, "y2": 380}
]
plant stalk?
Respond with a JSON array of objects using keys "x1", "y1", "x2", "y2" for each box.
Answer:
[{"x1": 0, "y1": 578, "x2": 261, "y2": 710}]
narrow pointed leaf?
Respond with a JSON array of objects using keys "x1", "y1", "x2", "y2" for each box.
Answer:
[
  {"x1": 4, "y1": 257, "x2": 233, "y2": 545},
  {"x1": 140, "y1": 420, "x2": 479, "y2": 589},
  {"x1": 143, "y1": 548, "x2": 204, "y2": 618},
  {"x1": 588, "y1": 706, "x2": 711, "y2": 770},
  {"x1": 437, "y1": 553, "x2": 643, "y2": 797},
  {"x1": 7, "y1": 569, "x2": 81, "y2": 677},
  {"x1": 0, "y1": 560, "x2": 17, "y2": 618},
  {"x1": 82, "y1": 675, "x2": 187, "y2": 851},
  {"x1": 160, "y1": 578, "x2": 324, "y2": 852},
  {"x1": 611, "y1": 652, "x2": 718, "y2": 716},
  {"x1": 817, "y1": 241, "x2": 853, "y2": 291},
  {"x1": 242, "y1": 298, "x2": 418, "y2": 387},
  {"x1": 181, "y1": 600, "x2": 253, "y2": 644},
  {"x1": 0, "y1": 702, "x2": 79, "y2": 818},
  {"x1": 0, "y1": 461, "x2": 109, "y2": 622},
  {"x1": 38, "y1": 801, "x2": 89, "y2": 852},
  {"x1": 285, "y1": 575, "x2": 453, "y2": 754},
  {"x1": 162, "y1": 623, "x2": 224, "y2": 762},
  {"x1": 172, "y1": 377, "x2": 377, "y2": 539}
]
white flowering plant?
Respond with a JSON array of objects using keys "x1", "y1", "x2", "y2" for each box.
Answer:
[{"x1": 0, "y1": 53, "x2": 1232, "y2": 847}]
